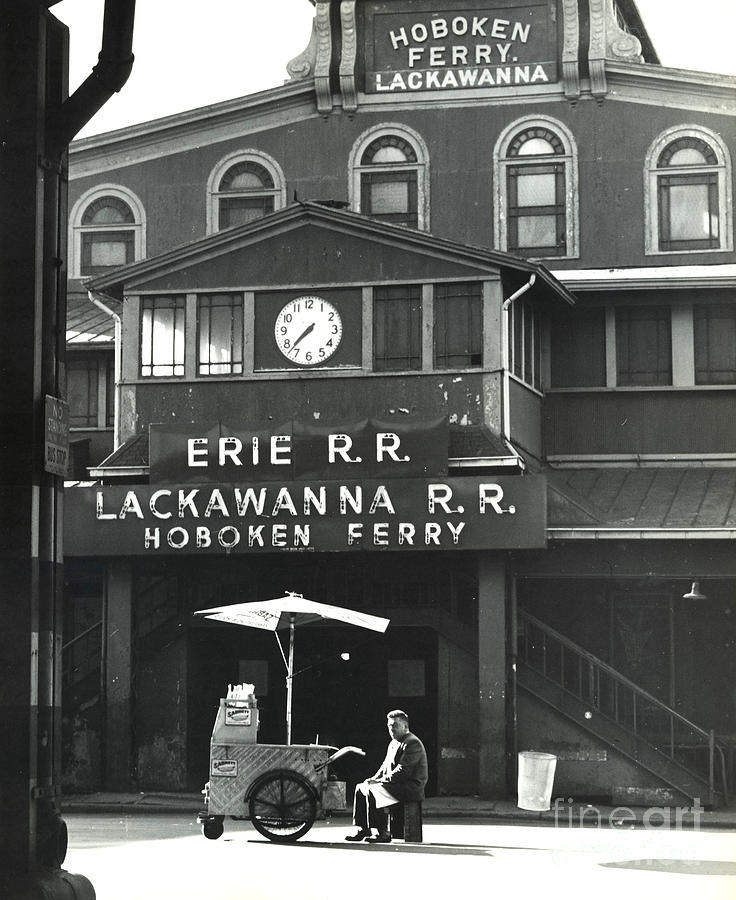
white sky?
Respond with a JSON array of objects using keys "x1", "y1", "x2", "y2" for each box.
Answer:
[{"x1": 54, "y1": 0, "x2": 736, "y2": 139}]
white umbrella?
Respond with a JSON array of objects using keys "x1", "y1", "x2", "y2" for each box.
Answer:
[{"x1": 194, "y1": 592, "x2": 390, "y2": 744}]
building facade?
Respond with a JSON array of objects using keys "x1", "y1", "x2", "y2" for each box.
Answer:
[{"x1": 63, "y1": 0, "x2": 736, "y2": 805}]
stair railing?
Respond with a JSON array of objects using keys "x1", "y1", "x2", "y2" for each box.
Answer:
[{"x1": 517, "y1": 609, "x2": 729, "y2": 804}]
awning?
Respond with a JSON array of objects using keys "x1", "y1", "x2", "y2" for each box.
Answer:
[{"x1": 548, "y1": 468, "x2": 736, "y2": 538}]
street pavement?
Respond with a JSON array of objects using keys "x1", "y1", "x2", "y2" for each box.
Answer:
[{"x1": 62, "y1": 810, "x2": 736, "y2": 900}]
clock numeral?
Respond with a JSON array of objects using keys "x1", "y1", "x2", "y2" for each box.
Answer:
[
  {"x1": 280, "y1": 326, "x2": 287, "y2": 335},
  {"x1": 305, "y1": 298, "x2": 314, "y2": 309},
  {"x1": 328, "y1": 312, "x2": 334, "y2": 321},
  {"x1": 305, "y1": 352, "x2": 313, "y2": 362},
  {"x1": 284, "y1": 313, "x2": 293, "y2": 323},
  {"x1": 283, "y1": 339, "x2": 291, "y2": 349},
  {"x1": 291, "y1": 347, "x2": 300, "y2": 357},
  {"x1": 326, "y1": 339, "x2": 333, "y2": 348},
  {"x1": 331, "y1": 325, "x2": 339, "y2": 335},
  {"x1": 319, "y1": 348, "x2": 325, "y2": 358}
]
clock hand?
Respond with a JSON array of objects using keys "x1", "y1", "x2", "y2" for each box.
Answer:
[{"x1": 292, "y1": 321, "x2": 315, "y2": 349}]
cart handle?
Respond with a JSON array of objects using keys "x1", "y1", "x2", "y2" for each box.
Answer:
[{"x1": 314, "y1": 745, "x2": 366, "y2": 772}]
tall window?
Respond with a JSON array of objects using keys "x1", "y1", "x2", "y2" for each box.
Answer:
[
  {"x1": 69, "y1": 186, "x2": 145, "y2": 278},
  {"x1": 350, "y1": 125, "x2": 429, "y2": 230},
  {"x1": 140, "y1": 296, "x2": 185, "y2": 377},
  {"x1": 646, "y1": 126, "x2": 732, "y2": 254},
  {"x1": 373, "y1": 285, "x2": 422, "y2": 371},
  {"x1": 207, "y1": 150, "x2": 285, "y2": 233},
  {"x1": 495, "y1": 117, "x2": 578, "y2": 259},
  {"x1": 694, "y1": 304, "x2": 736, "y2": 385},
  {"x1": 67, "y1": 353, "x2": 114, "y2": 428},
  {"x1": 508, "y1": 298, "x2": 542, "y2": 390},
  {"x1": 616, "y1": 306, "x2": 672, "y2": 386},
  {"x1": 198, "y1": 294, "x2": 244, "y2": 376},
  {"x1": 434, "y1": 282, "x2": 482, "y2": 368}
]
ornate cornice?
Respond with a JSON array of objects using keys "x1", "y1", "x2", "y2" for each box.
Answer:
[
  {"x1": 589, "y1": 0, "x2": 644, "y2": 100},
  {"x1": 339, "y1": 1, "x2": 358, "y2": 112}
]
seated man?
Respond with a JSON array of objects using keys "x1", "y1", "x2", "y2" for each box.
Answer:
[{"x1": 346, "y1": 709, "x2": 428, "y2": 843}]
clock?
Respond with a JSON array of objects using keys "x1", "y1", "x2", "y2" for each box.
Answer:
[{"x1": 274, "y1": 295, "x2": 343, "y2": 366}]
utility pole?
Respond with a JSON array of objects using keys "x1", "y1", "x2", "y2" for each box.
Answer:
[{"x1": 0, "y1": 3, "x2": 135, "y2": 895}]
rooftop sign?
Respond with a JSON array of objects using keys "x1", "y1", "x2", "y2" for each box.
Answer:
[{"x1": 364, "y1": 2, "x2": 557, "y2": 93}]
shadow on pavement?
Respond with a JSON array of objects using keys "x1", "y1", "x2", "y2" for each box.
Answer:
[
  {"x1": 252, "y1": 839, "x2": 492, "y2": 856},
  {"x1": 600, "y1": 859, "x2": 736, "y2": 876}
]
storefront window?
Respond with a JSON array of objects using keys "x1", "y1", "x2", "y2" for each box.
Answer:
[{"x1": 508, "y1": 298, "x2": 542, "y2": 390}]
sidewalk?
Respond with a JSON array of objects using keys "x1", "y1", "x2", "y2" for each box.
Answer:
[{"x1": 61, "y1": 792, "x2": 736, "y2": 830}]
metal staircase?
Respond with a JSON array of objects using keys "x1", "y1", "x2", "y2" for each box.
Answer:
[{"x1": 516, "y1": 610, "x2": 729, "y2": 807}]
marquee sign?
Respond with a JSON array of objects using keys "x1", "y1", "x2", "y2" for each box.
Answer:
[
  {"x1": 64, "y1": 475, "x2": 547, "y2": 555},
  {"x1": 364, "y1": 2, "x2": 557, "y2": 93}
]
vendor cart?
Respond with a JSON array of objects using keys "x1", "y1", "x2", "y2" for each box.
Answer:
[{"x1": 197, "y1": 693, "x2": 363, "y2": 842}]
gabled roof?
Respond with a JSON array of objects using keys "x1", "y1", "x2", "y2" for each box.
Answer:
[{"x1": 86, "y1": 201, "x2": 576, "y2": 306}]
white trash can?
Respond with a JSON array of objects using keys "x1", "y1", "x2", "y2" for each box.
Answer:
[{"x1": 517, "y1": 751, "x2": 557, "y2": 811}]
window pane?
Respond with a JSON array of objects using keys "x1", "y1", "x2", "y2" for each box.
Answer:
[
  {"x1": 694, "y1": 304, "x2": 736, "y2": 385},
  {"x1": 517, "y1": 215, "x2": 557, "y2": 248},
  {"x1": 517, "y1": 172, "x2": 557, "y2": 206},
  {"x1": 198, "y1": 294, "x2": 243, "y2": 375},
  {"x1": 373, "y1": 285, "x2": 421, "y2": 371},
  {"x1": 434, "y1": 283, "x2": 482, "y2": 368},
  {"x1": 220, "y1": 196, "x2": 274, "y2": 228},
  {"x1": 141, "y1": 297, "x2": 185, "y2": 377},
  {"x1": 616, "y1": 307, "x2": 672, "y2": 386},
  {"x1": 517, "y1": 137, "x2": 555, "y2": 156},
  {"x1": 668, "y1": 183, "x2": 712, "y2": 240},
  {"x1": 81, "y1": 231, "x2": 133, "y2": 275},
  {"x1": 90, "y1": 240, "x2": 128, "y2": 267},
  {"x1": 371, "y1": 180, "x2": 409, "y2": 214}
]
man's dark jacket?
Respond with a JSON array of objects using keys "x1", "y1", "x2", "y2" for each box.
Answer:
[{"x1": 374, "y1": 732, "x2": 428, "y2": 802}]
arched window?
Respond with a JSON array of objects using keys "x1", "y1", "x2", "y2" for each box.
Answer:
[
  {"x1": 349, "y1": 125, "x2": 429, "y2": 230},
  {"x1": 69, "y1": 185, "x2": 145, "y2": 278},
  {"x1": 206, "y1": 150, "x2": 286, "y2": 233},
  {"x1": 494, "y1": 117, "x2": 578, "y2": 259},
  {"x1": 645, "y1": 126, "x2": 732, "y2": 254}
]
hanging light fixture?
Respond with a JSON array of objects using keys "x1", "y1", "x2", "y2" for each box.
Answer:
[{"x1": 682, "y1": 581, "x2": 708, "y2": 600}]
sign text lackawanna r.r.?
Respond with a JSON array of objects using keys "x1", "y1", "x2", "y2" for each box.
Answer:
[{"x1": 65, "y1": 476, "x2": 548, "y2": 554}]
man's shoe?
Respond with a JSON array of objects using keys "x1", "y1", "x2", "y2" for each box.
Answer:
[
  {"x1": 366, "y1": 832, "x2": 391, "y2": 843},
  {"x1": 345, "y1": 829, "x2": 371, "y2": 842}
]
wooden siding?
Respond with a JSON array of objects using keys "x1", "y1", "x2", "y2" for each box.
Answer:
[{"x1": 544, "y1": 390, "x2": 736, "y2": 455}]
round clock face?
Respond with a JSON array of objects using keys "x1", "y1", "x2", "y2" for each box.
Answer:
[{"x1": 274, "y1": 296, "x2": 343, "y2": 366}]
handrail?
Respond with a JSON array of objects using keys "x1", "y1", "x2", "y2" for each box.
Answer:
[
  {"x1": 520, "y1": 611, "x2": 713, "y2": 741},
  {"x1": 518, "y1": 609, "x2": 729, "y2": 804},
  {"x1": 62, "y1": 620, "x2": 102, "y2": 652}
]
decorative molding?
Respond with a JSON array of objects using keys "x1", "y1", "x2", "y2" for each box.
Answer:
[
  {"x1": 588, "y1": 0, "x2": 608, "y2": 99},
  {"x1": 606, "y1": 0, "x2": 643, "y2": 63},
  {"x1": 589, "y1": 0, "x2": 644, "y2": 100},
  {"x1": 560, "y1": 0, "x2": 580, "y2": 101},
  {"x1": 339, "y1": 1, "x2": 358, "y2": 113},
  {"x1": 286, "y1": 21, "x2": 318, "y2": 81},
  {"x1": 313, "y1": 2, "x2": 334, "y2": 114}
]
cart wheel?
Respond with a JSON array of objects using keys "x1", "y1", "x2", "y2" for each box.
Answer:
[
  {"x1": 202, "y1": 817, "x2": 224, "y2": 840},
  {"x1": 248, "y1": 769, "x2": 317, "y2": 842}
]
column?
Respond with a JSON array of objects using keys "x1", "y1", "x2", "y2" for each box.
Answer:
[
  {"x1": 105, "y1": 560, "x2": 134, "y2": 790},
  {"x1": 477, "y1": 554, "x2": 507, "y2": 797}
]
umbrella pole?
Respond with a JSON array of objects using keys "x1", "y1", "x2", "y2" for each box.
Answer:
[{"x1": 286, "y1": 613, "x2": 295, "y2": 745}]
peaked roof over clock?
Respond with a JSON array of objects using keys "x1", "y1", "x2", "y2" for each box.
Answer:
[{"x1": 86, "y1": 200, "x2": 576, "y2": 304}]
